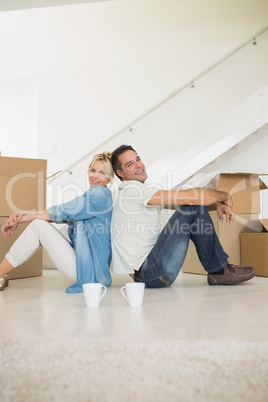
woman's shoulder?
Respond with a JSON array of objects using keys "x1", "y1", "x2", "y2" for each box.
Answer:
[{"x1": 84, "y1": 185, "x2": 111, "y2": 198}]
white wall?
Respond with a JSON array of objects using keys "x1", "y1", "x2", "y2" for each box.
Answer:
[
  {"x1": 1, "y1": 0, "x2": 268, "y2": 175},
  {"x1": 0, "y1": 0, "x2": 114, "y2": 12},
  {"x1": 0, "y1": 77, "x2": 37, "y2": 158}
]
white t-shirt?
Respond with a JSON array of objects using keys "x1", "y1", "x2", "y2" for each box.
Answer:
[{"x1": 111, "y1": 181, "x2": 162, "y2": 274}]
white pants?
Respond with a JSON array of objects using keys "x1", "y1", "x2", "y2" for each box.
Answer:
[{"x1": 6, "y1": 220, "x2": 77, "y2": 283}]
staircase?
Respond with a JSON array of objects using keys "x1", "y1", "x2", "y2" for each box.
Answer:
[{"x1": 47, "y1": 28, "x2": 268, "y2": 208}]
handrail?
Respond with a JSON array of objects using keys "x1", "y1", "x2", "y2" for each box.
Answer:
[{"x1": 48, "y1": 24, "x2": 268, "y2": 182}]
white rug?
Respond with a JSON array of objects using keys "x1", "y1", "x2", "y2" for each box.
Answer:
[{"x1": 0, "y1": 339, "x2": 267, "y2": 402}]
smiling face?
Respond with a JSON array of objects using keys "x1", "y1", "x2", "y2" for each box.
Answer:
[
  {"x1": 88, "y1": 160, "x2": 110, "y2": 187},
  {"x1": 116, "y1": 150, "x2": 147, "y2": 183}
]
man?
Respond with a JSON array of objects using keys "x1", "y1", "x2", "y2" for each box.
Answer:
[{"x1": 111, "y1": 145, "x2": 254, "y2": 287}]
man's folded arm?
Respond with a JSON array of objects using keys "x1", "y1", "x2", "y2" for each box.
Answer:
[{"x1": 147, "y1": 188, "x2": 232, "y2": 208}]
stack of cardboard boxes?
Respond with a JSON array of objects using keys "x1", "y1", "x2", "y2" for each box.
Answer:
[
  {"x1": 182, "y1": 173, "x2": 268, "y2": 277},
  {"x1": 0, "y1": 156, "x2": 47, "y2": 279}
]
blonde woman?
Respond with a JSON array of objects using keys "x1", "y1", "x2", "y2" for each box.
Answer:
[{"x1": 0, "y1": 152, "x2": 114, "y2": 293}]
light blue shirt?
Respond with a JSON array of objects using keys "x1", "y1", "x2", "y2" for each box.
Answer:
[{"x1": 48, "y1": 185, "x2": 112, "y2": 293}]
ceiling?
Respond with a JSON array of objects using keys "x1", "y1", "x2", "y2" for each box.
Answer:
[{"x1": 0, "y1": 0, "x2": 115, "y2": 12}]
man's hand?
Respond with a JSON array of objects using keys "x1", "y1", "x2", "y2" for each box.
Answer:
[{"x1": 217, "y1": 202, "x2": 235, "y2": 224}]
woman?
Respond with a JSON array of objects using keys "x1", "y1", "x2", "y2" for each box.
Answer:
[{"x1": 0, "y1": 152, "x2": 114, "y2": 293}]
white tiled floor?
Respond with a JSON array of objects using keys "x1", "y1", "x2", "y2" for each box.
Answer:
[{"x1": 1, "y1": 270, "x2": 267, "y2": 341}]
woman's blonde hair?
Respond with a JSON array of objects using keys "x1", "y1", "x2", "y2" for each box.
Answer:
[{"x1": 88, "y1": 151, "x2": 114, "y2": 182}]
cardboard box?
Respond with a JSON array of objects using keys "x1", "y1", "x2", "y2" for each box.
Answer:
[
  {"x1": 240, "y1": 219, "x2": 268, "y2": 277},
  {"x1": 216, "y1": 173, "x2": 267, "y2": 214},
  {"x1": 0, "y1": 156, "x2": 46, "y2": 216},
  {"x1": 0, "y1": 156, "x2": 47, "y2": 279},
  {"x1": 182, "y1": 213, "x2": 262, "y2": 275}
]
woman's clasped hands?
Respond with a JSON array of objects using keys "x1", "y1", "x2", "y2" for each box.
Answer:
[{"x1": 1, "y1": 212, "x2": 25, "y2": 238}]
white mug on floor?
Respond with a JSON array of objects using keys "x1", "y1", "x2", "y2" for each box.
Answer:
[
  {"x1": 120, "y1": 282, "x2": 145, "y2": 307},
  {"x1": 82, "y1": 283, "x2": 107, "y2": 308}
]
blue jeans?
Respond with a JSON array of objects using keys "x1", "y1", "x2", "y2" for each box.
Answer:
[{"x1": 134, "y1": 206, "x2": 229, "y2": 288}]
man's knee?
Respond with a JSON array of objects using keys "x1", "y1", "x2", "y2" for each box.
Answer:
[{"x1": 176, "y1": 204, "x2": 204, "y2": 212}]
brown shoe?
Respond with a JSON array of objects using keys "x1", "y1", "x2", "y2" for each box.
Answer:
[
  {"x1": 207, "y1": 264, "x2": 254, "y2": 285},
  {"x1": 0, "y1": 275, "x2": 9, "y2": 291}
]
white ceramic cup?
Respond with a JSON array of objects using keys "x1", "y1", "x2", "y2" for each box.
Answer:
[
  {"x1": 82, "y1": 283, "x2": 107, "y2": 308},
  {"x1": 120, "y1": 282, "x2": 145, "y2": 307}
]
